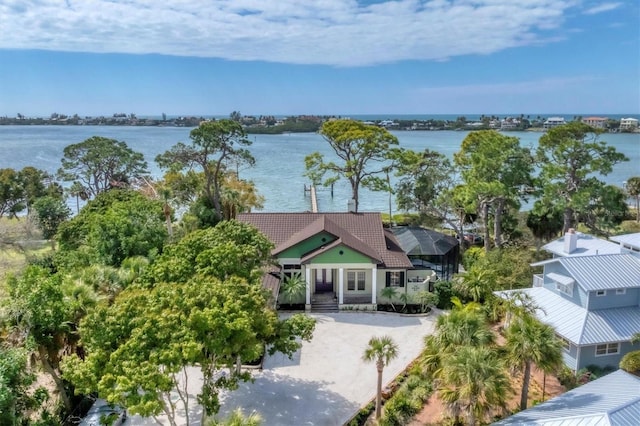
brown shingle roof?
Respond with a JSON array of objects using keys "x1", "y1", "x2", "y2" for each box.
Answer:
[{"x1": 237, "y1": 212, "x2": 411, "y2": 268}]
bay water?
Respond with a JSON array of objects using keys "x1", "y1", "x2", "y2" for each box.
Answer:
[{"x1": 0, "y1": 125, "x2": 638, "y2": 213}]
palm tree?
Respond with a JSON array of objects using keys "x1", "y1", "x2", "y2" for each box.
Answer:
[
  {"x1": 494, "y1": 290, "x2": 540, "y2": 328},
  {"x1": 438, "y1": 345, "x2": 511, "y2": 425},
  {"x1": 280, "y1": 272, "x2": 306, "y2": 306},
  {"x1": 381, "y1": 286, "x2": 398, "y2": 311},
  {"x1": 455, "y1": 268, "x2": 495, "y2": 303},
  {"x1": 421, "y1": 306, "x2": 494, "y2": 376},
  {"x1": 362, "y1": 335, "x2": 399, "y2": 419},
  {"x1": 626, "y1": 176, "x2": 640, "y2": 222},
  {"x1": 505, "y1": 314, "x2": 563, "y2": 410}
]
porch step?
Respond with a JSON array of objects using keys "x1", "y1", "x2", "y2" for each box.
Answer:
[{"x1": 311, "y1": 298, "x2": 339, "y2": 313}]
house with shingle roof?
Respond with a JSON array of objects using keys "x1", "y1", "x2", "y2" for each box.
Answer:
[
  {"x1": 237, "y1": 213, "x2": 449, "y2": 311},
  {"x1": 494, "y1": 369, "x2": 640, "y2": 425},
  {"x1": 499, "y1": 231, "x2": 640, "y2": 371}
]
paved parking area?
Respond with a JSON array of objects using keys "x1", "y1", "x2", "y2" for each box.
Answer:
[
  {"x1": 128, "y1": 311, "x2": 439, "y2": 425},
  {"x1": 216, "y1": 311, "x2": 439, "y2": 425}
]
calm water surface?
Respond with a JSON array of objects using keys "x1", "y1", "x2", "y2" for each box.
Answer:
[{"x1": 0, "y1": 126, "x2": 638, "y2": 212}]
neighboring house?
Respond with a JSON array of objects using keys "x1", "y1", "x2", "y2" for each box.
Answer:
[
  {"x1": 610, "y1": 232, "x2": 640, "y2": 257},
  {"x1": 238, "y1": 212, "x2": 433, "y2": 311},
  {"x1": 500, "y1": 231, "x2": 640, "y2": 371},
  {"x1": 543, "y1": 117, "x2": 566, "y2": 129},
  {"x1": 500, "y1": 118, "x2": 520, "y2": 130},
  {"x1": 620, "y1": 117, "x2": 639, "y2": 131},
  {"x1": 494, "y1": 369, "x2": 640, "y2": 425},
  {"x1": 581, "y1": 116, "x2": 608, "y2": 129},
  {"x1": 542, "y1": 228, "x2": 622, "y2": 258}
]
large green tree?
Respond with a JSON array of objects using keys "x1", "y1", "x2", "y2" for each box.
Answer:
[
  {"x1": 64, "y1": 276, "x2": 296, "y2": 426},
  {"x1": 526, "y1": 200, "x2": 564, "y2": 249},
  {"x1": 626, "y1": 176, "x2": 640, "y2": 222},
  {"x1": 0, "y1": 168, "x2": 25, "y2": 218},
  {"x1": 362, "y1": 335, "x2": 399, "y2": 420},
  {"x1": 156, "y1": 120, "x2": 254, "y2": 223},
  {"x1": 393, "y1": 148, "x2": 469, "y2": 243},
  {"x1": 454, "y1": 130, "x2": 534, "y2": 250},
  {"x1": 63, "y1": 221, "x2": 315, "y2": 425},
  {"x1": 536, "y1": 122, "x2": 628, "y2": 232},
  {"x1": 5, "y1": 266, "x2": 75, "y2": 414},
  {"x1": 580, "y1": 184, "x2": 628, "y2": 235},
  {"x1": 505, "y1": 314, "x2": 563, "y2": 410},
  {"x1": 19, "y1": 166, "x2": 60, "y2": 214},
  {"x1": 304, "y1": 119, "x2": 399, "y2": 212},
  {"x1": 33, "y1": 195, "x2": 72, "y2": 248},
  {"x1": 56, "y1": 189, "x2": 167, "y2": 268},
  {"x1": 58, "y1": 136, "x2": 148, "y2": 199},
  {"x1": 141, "y1": 220, "x2": 274, "y2": 287},
  {"x1": 0, "y1": 347, "x2": 48, "y2": 426}
]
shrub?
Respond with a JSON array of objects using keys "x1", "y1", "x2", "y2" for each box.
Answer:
[
  {"x1": 434, "y1": 280, "x2": 456, "y2": 309},
  {"x1": 347, "y1": 402, "x2": 375, "y2": 426},
  {"x1": 462, "y1": 246, "x2": 484, "y2": 270},
  {"x1": 620, "y1": 351, "x2": 640, "y2": 373}
]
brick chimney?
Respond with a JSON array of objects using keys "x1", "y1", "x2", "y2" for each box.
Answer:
[{"x1": 564, "y1": 228, "x2": 578, "y2": 254}]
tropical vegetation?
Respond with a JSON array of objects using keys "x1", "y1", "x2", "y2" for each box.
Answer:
[{"x1": 0, "y1": 120, "x2": 635, "y2": 424}]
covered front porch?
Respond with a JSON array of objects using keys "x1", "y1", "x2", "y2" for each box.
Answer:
[{"x1": 304, "y1": 264, "x2": 378, "y2": 311}]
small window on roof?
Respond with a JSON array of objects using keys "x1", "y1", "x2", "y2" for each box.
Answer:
[
  {"x1": 616, "y1": 288, "x2": 626, "y2": 295},
  {"x1": 596, "y1": 290, "x2": 606, "y2": 297}
]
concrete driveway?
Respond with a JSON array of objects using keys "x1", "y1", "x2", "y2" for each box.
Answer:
[
  {"x1": 127, "y1": 311, "x2": 439, "y2": 425},
  {"x1": 216, "y1": 311, "x2": 439, "y2": 426}
]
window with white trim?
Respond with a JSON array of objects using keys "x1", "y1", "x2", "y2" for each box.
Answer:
[
  {"x1": 347, "y1": 271, "x2": 366, "y2": 291},
  {"x1": 386, "y1": 271, "x2": 405, "y2": 288},
  {"x1": 595, "y1": 290, "x2": 606, "y2": 297},
  {"x1": 555, "y1": 282, "x2": 574, "y2": 297},
  {"x1": 616, "y1": 288, "x2": 626, "y2": 295},
  {"x1": 595, "y1": 343, "x2": 619, "y2": 356}
]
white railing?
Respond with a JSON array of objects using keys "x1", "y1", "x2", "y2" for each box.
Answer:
[{"x1": 532, "y1": 274, "x2": 544, "y2": 287}]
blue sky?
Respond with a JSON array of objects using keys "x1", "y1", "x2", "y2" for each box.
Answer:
[{"x1": 0, "y1": 0, "x2": 638, "y2": 116}]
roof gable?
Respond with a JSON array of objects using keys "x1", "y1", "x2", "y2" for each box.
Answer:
[
  {"x1": 534, "y1": 254, "x2": 640, "y2": 291},
  {"x1": 497, "y1": 287, "x2": 640, "y2": 345},
  {"x1": 236, "y1": 213, "x2": 412, "y2": 268},
  {"x1": 559, "y1": 254, "x2": 640, "y2": 291}
]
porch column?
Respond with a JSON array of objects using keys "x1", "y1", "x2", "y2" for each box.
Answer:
[
  {"x1": 338, "y1": 268, "x2": 344, "y2": 304},
  {"x1": 371, "y1": 265, "x2": 377, "y2": 304},
  {"x1": 305, "y1": 266, "x2": 312, "y2": 305}
]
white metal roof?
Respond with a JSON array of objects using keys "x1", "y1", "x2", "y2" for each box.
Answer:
[
  {"x1": 497, "y1": 288, "x2": 640, "y2": 345},
  {"x1": 493, "y1": 370, "x2": 640, "y2": 425},
  {"x1": 610, "y1": 233, "x2": 640, "y2": 250},
  {"x1": 558, "y1": 254, "x2": 640, "y2": 291},
  {"x1": 543, "y1": 233, "x2": 621, "y2": 257},
  {"x1": 581, "y1": 307, "x2": 640, "y2": 345},
  {"x1": 546, "y1": 272, "x2": 575, "y2": 286},
  {"x1": 498, "y1": 287, "x2": 587, "y2": 345}
]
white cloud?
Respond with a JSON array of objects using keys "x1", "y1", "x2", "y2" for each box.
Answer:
[
  {"x1": 583, "y1": 2, "x2": 622, "y2": 15},
  {"x1": 0, "y1": 0, "x2": 579, "y2": 66}
]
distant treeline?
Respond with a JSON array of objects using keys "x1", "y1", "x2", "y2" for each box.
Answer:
[{"x1": 2, "y1": 112, "x2": 637, "y2": 134}]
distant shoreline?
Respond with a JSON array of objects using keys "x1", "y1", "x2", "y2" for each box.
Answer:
[{"x1": 1, "y1": 114, "x2": 639, "y2": 134}]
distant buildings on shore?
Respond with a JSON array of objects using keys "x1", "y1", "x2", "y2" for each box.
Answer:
[{"x1": 1, "y1": 113, "x2": 638, "y2": 133}]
